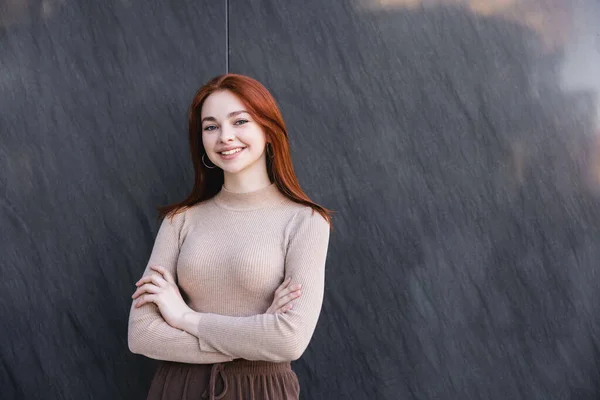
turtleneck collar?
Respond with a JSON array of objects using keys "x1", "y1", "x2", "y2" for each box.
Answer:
[{"x1": 212, "y1": 182, "x2": 287, "y2": 211}]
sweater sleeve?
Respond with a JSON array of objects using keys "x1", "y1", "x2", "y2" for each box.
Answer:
[
  {"x1": 195, "y1": 207, "x2": 331, "y2": 362},
  {"x1": 127, "y1": 211, "x2": 234, "y2": 364}
]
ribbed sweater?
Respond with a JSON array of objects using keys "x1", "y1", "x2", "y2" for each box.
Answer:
[{"x1": 127, "y1": 182, "x2": 331, "y2": 364}]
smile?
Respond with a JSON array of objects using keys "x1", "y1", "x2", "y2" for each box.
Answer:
[
  {"x1": 218, "y1": 147, "x2": 247, "y2": 160},
  {"x1": 219, "y1": 147, "x2": 245, "y2": 155}
]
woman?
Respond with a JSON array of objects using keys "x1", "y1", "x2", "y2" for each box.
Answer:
[{"x1": 127, "y1": 73, "x2": 332, "y2": 399}]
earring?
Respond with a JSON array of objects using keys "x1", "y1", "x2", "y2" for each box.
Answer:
[
  {"x1": 266, "y1": 143, "x2": 274, "y2": 159},
  {"x1": 202, "y1": 153, "x2": 216, "y2": 169}
]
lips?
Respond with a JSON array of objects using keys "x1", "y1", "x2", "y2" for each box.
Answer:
[
  {"x1": 218, "y1": 146, "x2": 247, "y2": 160},
  {"x1": 219, "y1": 147, "x2": 245, "y2": 155}
]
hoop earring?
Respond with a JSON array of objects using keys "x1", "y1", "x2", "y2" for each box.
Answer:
[
  {"x1": 202, "y1": 153, "x2": 216, "y2": 169},
  {"x1": 266, "y1": 143, "x2": 274, "y2": 159}
]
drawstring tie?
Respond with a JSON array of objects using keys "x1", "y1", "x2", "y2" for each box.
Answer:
[{"x1": 201, "y1": 363, "x2": 228, "y2": 400}]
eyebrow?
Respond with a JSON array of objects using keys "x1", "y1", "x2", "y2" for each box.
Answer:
[{"x1": 201, "y1": 110, "x2": 249, "y2": 123}]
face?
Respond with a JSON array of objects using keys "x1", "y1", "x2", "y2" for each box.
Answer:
[{"x1": 200, "y1": 90, "x2": 268, "y2": 175}]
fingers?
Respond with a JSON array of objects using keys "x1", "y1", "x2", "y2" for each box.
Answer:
[
  {"x1": 274, "y1": 284, "x2": 302, "y2": 308},
  {"x1": 277, "y1": 303, "x2": 294, "y2": 313},
  {"x1": 267, "y1": 300, "x2": 295, "y2": 315},
  {"x1": 135, "y1": 272, "x2": 167, "y2": 288},
  {"x1": 150, "y1": 265, "x2": 176, "y2": 285},
  {"x1": 266, "y1": 280, "x2": 303, "y2": 314},
  {"x1": 132, "y1": 266, "x2": 176, "y2": 308},
  {"x1": 132, "y1": 283, "x2": 159, "y2": 300},
  {"x1": 274, "y1": 277, "x2": 292, "y2": 297},
  {"x1": 134, "y1": 293, "x2": 157, "y2": 308}
]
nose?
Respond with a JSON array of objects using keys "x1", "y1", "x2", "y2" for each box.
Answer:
[{"x1": 219, "y1": 124, "x2": 235, "y2": 142}]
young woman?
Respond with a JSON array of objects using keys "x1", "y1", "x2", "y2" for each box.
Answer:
[{"x1": 127, "y1": 73, "x2": 332, "y2": 399}]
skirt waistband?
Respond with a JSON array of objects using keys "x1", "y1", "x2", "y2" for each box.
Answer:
[
  {"x1": 221, "y1": 359, "x2": 292, "y2": 374},
  {"x1": 202, "y1": 360, "x2": 293, "y2": 399}
]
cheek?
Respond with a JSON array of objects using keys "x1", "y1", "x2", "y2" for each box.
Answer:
[
  {"x1": 201, "y1": 134, "x2": 214, "y2": 151},
  {"x1": 241, "y1": 128, "x2": 267, "y2": 147}
]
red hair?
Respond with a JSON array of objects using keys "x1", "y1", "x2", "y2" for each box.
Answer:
[{"x1": 158, "y1": 73, "x2": 333, "y2": 228}]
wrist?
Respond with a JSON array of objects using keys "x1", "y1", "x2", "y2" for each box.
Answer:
[{"x1": 178, "y1": 309, "x2": 202, "y2": 336}]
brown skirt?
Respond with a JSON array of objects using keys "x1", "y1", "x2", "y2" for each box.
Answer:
[{"x1": 146, "y1": 359, "x2": 300, "y2": 400}]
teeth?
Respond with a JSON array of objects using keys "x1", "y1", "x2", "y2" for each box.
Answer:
[{"x1": 221, "y1": 148, "x2": 243, "y2": 155}]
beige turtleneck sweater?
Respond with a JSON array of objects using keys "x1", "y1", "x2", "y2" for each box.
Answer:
[{"x1": 127, "y1": 183, "x2": 331, "y2": 364}]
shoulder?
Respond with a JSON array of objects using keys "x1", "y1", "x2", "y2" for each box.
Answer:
[
  {"x1": 285, "y1": 204, "x2": 330, "y2": 239},
  {"x1": 159, "y1": 208, "x2": 187, "y2": 233},
  {"x1": 283, "y1": 205, "x2": 331, "y2": 259},
  {"x1": 168, "y1": 198, "x2": 215, "y2": 224},
  {"x1": 162, "y1": 199, "x2": 216, "y2": 232},
  {"x1": 294, "y1": 205, "x2": 328, "y2": 224}
]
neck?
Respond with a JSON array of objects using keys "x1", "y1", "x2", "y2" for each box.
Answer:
[
  {"x1": 222, "y1": 175, "x2": 272, "y2": 194},
  {"x1": 222, "y1": 159, "x2": 271, "y2": 194},
  {"x1": 213, "y1": 181, "x2": 286, "y2": 211}
]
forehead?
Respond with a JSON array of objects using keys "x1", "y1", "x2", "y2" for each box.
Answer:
[{"x1": 201, "y1": 90, "x2": 246, "y2": 118}]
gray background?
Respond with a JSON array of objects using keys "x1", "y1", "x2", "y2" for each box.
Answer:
[{"x1": 2, "y1": 0, "x2": 600, "y2": 399}]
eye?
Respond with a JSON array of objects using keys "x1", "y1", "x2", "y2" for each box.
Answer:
[
  {"x1": 234, "y1": 119, "x2": 249, "y2": 126},
  {"x1": 203, "y1": 125, "x2": 217, "y2": 131}
]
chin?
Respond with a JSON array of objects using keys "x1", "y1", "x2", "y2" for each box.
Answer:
[
  {"x1": 221, "y1": 166, "x2": 246, "y2": 174},
  {"x1": 220, "y1": 161, "x2": 252, "y2": 174}
]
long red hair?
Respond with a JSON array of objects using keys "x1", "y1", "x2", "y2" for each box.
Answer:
[{"x1": 158, "y1": 73, "x2": 333, "y2": 228}]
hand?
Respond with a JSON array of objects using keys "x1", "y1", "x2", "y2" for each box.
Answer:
[
  {"x1": 266, "y1": 277, "x2": 302, "y2": 314},
  {"x1": 132, "y1": 265, "x2": 193, "y2": 329}
]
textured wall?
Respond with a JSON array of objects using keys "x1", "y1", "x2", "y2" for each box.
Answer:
[
  {"x1": 2, "y1": 0, "x2": 600, "y2": 399},
  {"x1": 228, "y1": 1, "x2": 600, "y2": 399},
  {"x1": 0, "y1": 1, "x2": 225, "y2": 399}
]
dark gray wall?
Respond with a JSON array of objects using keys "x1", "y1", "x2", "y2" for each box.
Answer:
[
  {"x1": 229, "y1": 1, "x2": 600, "y2": 399},
  {"x1": 2, "y1": 0, "x2": 600, "y2": 399},
  {"x1": 1, "y1": 1, "x2": 225, "y2": 399}
]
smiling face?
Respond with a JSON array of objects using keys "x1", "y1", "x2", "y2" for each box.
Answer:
[{"x1": 200, "y1": 90, "x2": 269, "y2": 178}]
